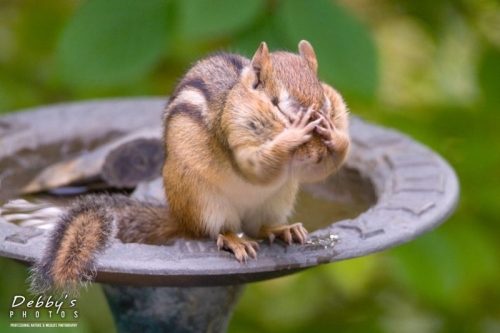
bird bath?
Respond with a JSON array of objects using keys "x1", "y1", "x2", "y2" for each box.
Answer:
[{"x1": 0, "y1": 98, "x2": 459, "y2": 332}]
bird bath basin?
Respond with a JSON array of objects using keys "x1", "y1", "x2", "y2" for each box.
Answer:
[{"x1": 0, "y1": 98, "x2": 459, "y2": 332}]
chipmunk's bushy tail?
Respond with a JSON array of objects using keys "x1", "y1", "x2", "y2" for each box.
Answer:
[{"x1": 28, "y1": 194, "x2": 175, "y2": 295}]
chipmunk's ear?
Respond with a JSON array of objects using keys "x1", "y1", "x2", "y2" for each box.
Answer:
[
  {"x1": 251, "y1": 42, "x2": 271, "y2": 77},
  {"x1": 298, "y1": 40, "x2": 318, "y2": 73}
]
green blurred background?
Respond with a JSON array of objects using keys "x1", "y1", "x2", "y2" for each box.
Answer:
[{"x1": 1, "y1": 0, "x2": 499, "y2": 332}]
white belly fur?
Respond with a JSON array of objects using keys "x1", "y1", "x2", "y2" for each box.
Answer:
[{"x1": 200, "y1": 169, "x2": 291, "y2": 238}]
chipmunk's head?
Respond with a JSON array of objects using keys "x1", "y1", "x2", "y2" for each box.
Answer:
[
  {"x1": 243, "y1": 40, "x2": 324, "y2": 111},
  {"x1": 239, "y1": 40, "x2": 349, "y2": 181}
]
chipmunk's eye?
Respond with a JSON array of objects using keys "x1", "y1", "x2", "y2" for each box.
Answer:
[{"x1": 271, "y1": 96, "x2": 279, "y2": 106}]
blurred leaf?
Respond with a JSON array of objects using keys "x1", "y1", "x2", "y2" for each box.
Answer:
[
  {"x1": 57, "y1": 0, "x2": 169, "y2": 88},
  {"x1": 231, "y1": 17, "x2": 288, "y2": 57},
  {"x1": 446, "y1": 222, "x2": 499, "y2": 288},
  {"x1": 232, "y1": 274, "x2": 324, "y2": 332},
  {"x1": 323, "y1": 255, "x2": 380, "y2": 298},
  {"x1": 17, "y1": 1, "x2": 73, "y2": 56},
  {"x1": 0, "y1": 76, "x2": 42, "y2": 113},
  {"x1": 178, "y1": 0, "x2": 265, "y2": 40},
  {"x1": 392, "y1": 0, "x2": 469, "y2": 38},
  {"x1": 390, "y1": 229, "x2": 463, "y2": 308},
  {"x1": 478, "y1": 46, "x2": 500, "y2": 105},
  {"x1": 277, "y1": 0, "x2": 378, "y2": 100},
  {"x1": 0, "y1": 85, "x2": 10, "y2": 114},
  {"x1": 78, "y1": 285, "x2": 116, "y2": 333}
]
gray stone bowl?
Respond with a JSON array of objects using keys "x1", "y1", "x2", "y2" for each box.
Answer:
[{"x1": 0, "y1": 98, "x2": 459, "y2": 287}]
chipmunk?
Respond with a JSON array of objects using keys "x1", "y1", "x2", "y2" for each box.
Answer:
[{"x1": 29, "y1": 40, "x2": 350, "y2": 294}]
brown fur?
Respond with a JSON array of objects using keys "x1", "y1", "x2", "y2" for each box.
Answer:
[
  {"x1": 30, "y1": 40, "x2": 350, "y2": 294},
  {"x1": 29, "y1": 194, "x2": 174, "y2": 294},
  {"x1": 162, "y1": 40, "x2": 350, "y2": 256},
  {"x1": 50, "y1": 212, "x2": 104, "y2": 290}
]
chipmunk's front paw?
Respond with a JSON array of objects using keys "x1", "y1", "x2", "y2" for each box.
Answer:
[
  {"x1": 217, "y1": 232, "x2": 260, "y2": 263},
  {"x1": 259, "y1": 223, "x2": 308, "y2": 245},
  {"x1": 276, "y1": 106, "x2": 322, "y2": 149},
  {"x1": 313, "y1": 112, "x2": 349, "y2": 153}
]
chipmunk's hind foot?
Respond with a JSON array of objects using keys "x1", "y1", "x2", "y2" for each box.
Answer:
[
  {"x1": 259, "y1": 223, "x2": 308, "y2": 245},
  {"x1": 217, "y1": 232, "x2": 260, "y2": 264}
]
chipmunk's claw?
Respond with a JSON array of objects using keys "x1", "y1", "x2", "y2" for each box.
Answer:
[
  {"x1": 217, "y1": 232, "x2": 259, "y2": 264},
  {"x1": 259, "y1": 223, "x2": 308, "y2": 245}
]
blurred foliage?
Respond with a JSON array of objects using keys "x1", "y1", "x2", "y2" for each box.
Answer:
[
  {"x1": 58, "y1": 0, "x2": 169, "y2": 89},
  {"x1": 1, "y1": 0, "x2": 500, "y2": 332}
]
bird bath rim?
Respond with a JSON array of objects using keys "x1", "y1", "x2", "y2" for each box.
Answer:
[{"x1": 0, "y1": 98, "x2": 459, "y2": 287}]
